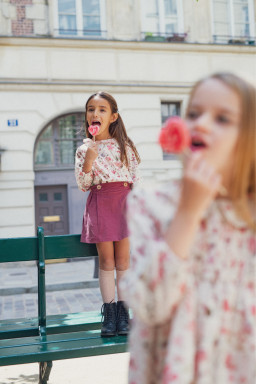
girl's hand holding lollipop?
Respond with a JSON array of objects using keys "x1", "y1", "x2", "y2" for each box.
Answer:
[{"x1": 83, "y1": 125, "x2": 100, "y2": 171}]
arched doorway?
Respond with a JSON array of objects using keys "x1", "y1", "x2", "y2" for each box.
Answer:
[{"x1": 34, "y1": 112, "x2": 87, "y2": 235}]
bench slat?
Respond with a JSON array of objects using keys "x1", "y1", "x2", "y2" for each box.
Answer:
[
  {"x1": 0, "y1": 233, "x2": 98, "y2": 263},
  {"x1": 46, "y1": 312, "x2": 102, "y2": 334},
  {"x1": 1, "y1": 329, "x2": 99, "y2": 347},
  {"x1": 0, "y1": 311, "x2": 102, "y2": 340},
  {"x1": 44, "y1": 235, "x2": 97, "y2": 260},
  {"x1": 0, "y1": 237, "x2": 38, "y2": 262},
  {"x1": 0, "y1": 331, "x2": 127, "y2": 366}
]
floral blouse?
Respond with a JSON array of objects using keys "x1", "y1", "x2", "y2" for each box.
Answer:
[
  {"x1": 75, "y1": 138, "x2": 140, "y2": 192},
  {"x1": 121, "y1": 182, "x2": 256, "y2": 384}
]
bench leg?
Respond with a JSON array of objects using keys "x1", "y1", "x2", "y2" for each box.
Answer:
[{"x1": 39, "y1": 361, "x2": 53, "y2": 384}]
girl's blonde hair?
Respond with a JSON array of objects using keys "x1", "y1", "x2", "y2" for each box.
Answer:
[
  {"x1": 85, "y1": 91, "x2": 140, "y2": 166},
  {"x1": 186, "y1": 72, "x2": 256, "y2": 230}
]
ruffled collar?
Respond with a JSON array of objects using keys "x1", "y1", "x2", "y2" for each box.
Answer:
[{"x1": 213, "y1": 199, "x2": 250, "y2": 230}]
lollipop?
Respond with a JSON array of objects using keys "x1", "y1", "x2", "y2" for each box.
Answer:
[
  {"x1": 88, "y1": 124, "x2": 100, "y2": 141},
  {"x1": 159, "y1": 116, "x2": 190, "y2": 154}
]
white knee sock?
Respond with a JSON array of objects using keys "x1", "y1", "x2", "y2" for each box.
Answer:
[
  {"x1": 116, "y1": 269, "x2": 128, "y2": 301},
  {"x1": 99, "y1": 269, "x2": 116, "y2": 303}
]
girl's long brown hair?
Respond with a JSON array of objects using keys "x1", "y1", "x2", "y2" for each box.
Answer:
[
  {"x1": 85, "y1": 91, "x2": 140, "y2": 167},
  {"x1": 186, "y1": 72, "x2": 256, "y2": 231}
]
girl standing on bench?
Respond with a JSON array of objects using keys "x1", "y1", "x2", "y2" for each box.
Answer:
[
  {"x1": 121, "y1": 72, "x2": 256, "y2": 383},
  {"x1": 75, "y1": 91, "x2": 140, "y2": 337}
]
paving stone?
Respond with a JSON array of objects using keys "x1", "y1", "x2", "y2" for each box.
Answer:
[
  {"x1": 0, "y1": 288, "x2": 103, "y2": 320},
  {"x1": 0, "y1": 259, "x2": 106, "y2": 320}
]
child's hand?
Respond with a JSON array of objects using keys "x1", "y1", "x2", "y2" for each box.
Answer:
[
  {"x1": 85, "y1": 143, "x2": 98, "y2": 163},
  {"x1": 179, "y1": 152, "x2": 222, "y2": 219},
  {"x1": 82, "y1": 142, "x2": 98, "y2": 173}
]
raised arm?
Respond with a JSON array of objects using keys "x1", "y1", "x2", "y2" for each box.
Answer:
[{"x1": 75, "y1": 146, "x2": 93, "y2": 191}]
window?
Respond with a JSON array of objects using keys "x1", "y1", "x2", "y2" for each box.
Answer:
[
  {"x1": 34, "y1": 113, "x2": 85, "y2": 170},
  {"x1": 161, "y1": 102, "x2": 181, "y2": 160},
  {"x1": 54, "y1": 0, "x2": 106, "y2": 37},
  {"x1": 141, "y1": 0, "x2": 184, "y2": 36},
  {"x1": 212, "y1": 0, "x2": 255, "y2": 42}
]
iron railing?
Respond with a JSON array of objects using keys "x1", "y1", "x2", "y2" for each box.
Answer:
[{"x1": 213, "y1": 34, "x2": 255, "y2": 45}]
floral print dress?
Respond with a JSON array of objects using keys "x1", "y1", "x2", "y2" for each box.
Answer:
[
  {"x1": 121, "y1": 182, "x2": 256, "y2": 384},
  {"x1": 75, "y1": 138, "x2": 139, "y2": 191}
]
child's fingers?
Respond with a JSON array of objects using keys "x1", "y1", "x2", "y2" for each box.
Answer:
[
  {"x1": 185, "y1": 151, "x2": 204, "y2": 172},
  {"x1": 86, "y1": 139, "x2": 94, "y2": 148},
  {"x1": 186, "y1": 153, "x2": 217, "y2": 180},
  {"x1": 186, "y1": 153, "x2": 209, "y2": 179},
  {"x1": 185, "y1": 154, "x2": 221, "y2": 192},
  {"x1": 88, "y1": 143, "x2": 98, "y2": 153},
  {"x1": 195, "y1": 158, "x2": 209, "y2": 175}
]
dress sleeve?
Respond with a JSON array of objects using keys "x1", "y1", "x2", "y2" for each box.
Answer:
[
  {"x1": 126, "y1": 145, "x2": 140, "y2": 184},
  {"x1": 75, "y1": 145, "x2": 94, "y2": 192},
  {"x1": 120, "y1": 187, "x2": 190, "y2": 325}
]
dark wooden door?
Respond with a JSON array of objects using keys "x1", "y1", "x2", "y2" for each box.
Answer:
[{"x1": 35, "y1": 185, "x2": 69, "y2": 235}]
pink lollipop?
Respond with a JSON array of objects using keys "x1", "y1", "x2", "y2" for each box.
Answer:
[
  {"x1": 159, "y1": 116, "x2": 190, "y2": 154},
  {"x1": 159, "y1": 116, "x2": 227, "y2": 196},
  {"x1": 88, "y1": 125, "x2": 100, "y2": 141}
]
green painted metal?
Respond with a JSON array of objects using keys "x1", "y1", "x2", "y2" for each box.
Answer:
[
  {"x1": 46, "y1": 311, "x2": 101, "y2": 327},
  {"x1": 0, "y1": 229, "x2": 98, "y2": 264},
  {"x1": 37, "y1": 227, "x2": 46, "y2": 337},
  {"x1": 0, "y1": 317, "x2": 39, "y2": 339},
  {"x1": 44, "y1": 234, "x2": 97, "y2": 260},
  {"x1": 39, "y1": 361, "x2": 52, "y2": 384},
  {"x1": 0, "y1": 228, "x2": 127, "y2": 375},
  {"x1": 0, "y1": 237, "x2": 38, "y2": 262},
  {"x1": 1, "y1": 330, "x2": 100, "y2": 347},
  {"x1": 46, "y1": 311, "x2": 102, "y2": 335},
  {"x1": 0, "y1": 311, "x2": 101, "y2": 328},
  {"x1": 0, "y1": 331, "x2": 127, "y2": 366},
  {"x1": 0, "y1": 311, "x2": 102, "y2": 340},
  {"x1": 0, "y1": 328, "x2": 39, "y2": 340}
]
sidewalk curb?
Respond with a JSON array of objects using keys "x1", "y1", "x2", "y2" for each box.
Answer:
[{"x1": 0, "y1": 279, "x2": 99, "y2": 296}]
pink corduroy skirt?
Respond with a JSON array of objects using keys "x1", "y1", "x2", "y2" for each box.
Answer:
[{"x1": 81, "y1": 181, "x2": 132, "y2": 244}]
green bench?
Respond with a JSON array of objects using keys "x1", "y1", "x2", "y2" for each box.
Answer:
[{"x1": 0, "y1": 227, "x2": 127, "y2": 383}]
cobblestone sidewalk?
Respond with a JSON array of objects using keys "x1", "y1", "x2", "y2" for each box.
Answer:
[
  {"x1": 0, "y1": 259, "x2": 103, "y2": 320},
  {"x1": 0, "y1": 287, "x2": 102, "y2": 320},
  {"x1": 0, "y1": 258, "x2": 98, "y2": 295}
]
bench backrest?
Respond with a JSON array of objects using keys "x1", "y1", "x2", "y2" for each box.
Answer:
[
  {"x1": 0, "y1": 227, "x2": 98, "y2": 336},
  {"x1": 0, "y1": 228, "x2": 97, "y2": 263}
]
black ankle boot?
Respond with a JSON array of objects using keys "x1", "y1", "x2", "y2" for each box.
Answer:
[
  {"x1": 117, "y1": 301, "x2": 129, "y2": 336},
  {"x1": 101, "y1": 302, "x2": 117, "y2": 337}
]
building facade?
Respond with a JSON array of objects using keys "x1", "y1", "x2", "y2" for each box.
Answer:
[{"x1": 0, "y1": 0, "x2": 255, "y2": 237}]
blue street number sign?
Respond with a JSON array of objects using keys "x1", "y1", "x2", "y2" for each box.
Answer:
[{"x1": 8, "y1": 119, "x2": 18, "y2": 127}]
